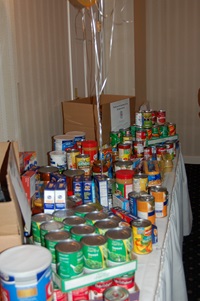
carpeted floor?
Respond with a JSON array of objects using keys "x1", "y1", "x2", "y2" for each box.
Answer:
[{"x1": 183, "y1": 164, "x2": 200, "y2": 301}]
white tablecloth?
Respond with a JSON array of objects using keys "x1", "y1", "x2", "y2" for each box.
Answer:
[{"x1": 135, "y1": 148, "x2": 193, "y2": 301}]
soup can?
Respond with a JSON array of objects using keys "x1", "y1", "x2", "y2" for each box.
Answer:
[
  {"x1": 131, "y1": 218, "x2": 152, "y2": 254},
  {"x1": 104, "y1": 286, "x2": 130, "y2": 301},
  {"x1": 135, "y1": 129, "x2": 147, "y2": 142},
  {"x1": 167, "y1": 122, "x2": 176, "y2": 136},
  {"x1": 68, "y1": 286, "x2": 89, "y2": 301},
  {"x1": 137, "y1": 195, "x2": 155, "y2": 225},
  {"x1": 133, "y1": 141, "x2": 144, "y2": 158},
  {"x1": 157, "y1": 110, "x2": 166, "y2": 125},
  {"x1": 113, "y1": 271, "x2": 135, "y2": 293},
  {"x1": 89, "y1": 279, "x2": 113, "y2": 300},
  {"x1": 149, "y1": 186, "x2": 168, "y2": 218}
]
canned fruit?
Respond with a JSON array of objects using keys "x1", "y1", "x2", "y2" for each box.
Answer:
[{"x1": 131, "y1": 219, "x2": 152, "y2": 254}]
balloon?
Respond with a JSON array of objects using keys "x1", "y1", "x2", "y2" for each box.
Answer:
[{"x1": 77, "y1": 0, "x2": 96, "y2": 8}]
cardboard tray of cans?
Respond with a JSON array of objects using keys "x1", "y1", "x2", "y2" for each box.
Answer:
[
  {"x1": 145, "y1": 134, "x2": 179, "y2": 146},
  {"x1": 53, "y1": 257, "x2": 137, "y2": 293}
]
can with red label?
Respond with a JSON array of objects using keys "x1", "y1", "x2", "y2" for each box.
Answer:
[
  {"x1": 156, "y1": 145, "x2": 166, "y2": 161},
  {"x1": 157, "y1": 110, "x2": 166, "y2": 125},
  {"x1": 136, "y1": 129, "x2": 147, "y2": 141},
  {"x1": 54, "y1": 285, "x2": 68, "y2": 301},
  {"x1": 104, "y1": 286, "x2": 130, "y2": 301},
  {"x1": 144, "y1": 146, "x2": 152, "y2": 160},
  {"x1": 113, "y1": 271, "x2": 135, "y2": 293},
  {"x1": 145, "y1": 127, "x2": 152, "y2": 140},
  {"x1": 89, "y1": 279, "x2": 113, "y2": 300},
  {"x1": 165, "y1": 142, "x2": 175, "y2": 159},
  {"x1": 133, "y1": 141, "x2": 144, "y2": 158},
  {"x1": 167, "y1": 122, "x2": 176, "y2": 136},
  {"x1": 150, "y1": 110, "x2": 157, "y2": 124},
  {"x1": 68, "y1": 286, "x2": 89, "y2": 301}
]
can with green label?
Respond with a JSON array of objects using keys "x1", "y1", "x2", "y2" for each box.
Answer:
[
  {"x1": 52, "y1": 208, "x2": 75, "y2": 222},
  {"x1": 40, "y1": 220, "x2": 64, "y2": 246},
  {"x1": 81, "y1": 234, "x2": 108, "y2": 273},
  {"x1": 70, "y1": 224, "x2": 96, "y2": 241},
  {"x1": 55, "y1": 240, "x2": 84, "y2": 278},
  {"x1": 84, "y1": 211, "x2": 109, "y2": 226},
  {"x1": 63, "y1": 215, "x2": 86, "y2": 232},
  {"x1": 158, "y1": 124, "x2": 168, "y2": 138},
  {"x1": 94, "y1": 219, "x2": 119, "y2": 235},
  {"x1": 44, "y1": 230, "x2": 71, "y2": 272},
  {"x1": 75, "y1": 204, "x2": 96, "y2": 218},
  {"x1": 31, "y1": 213, "x2": 53, "y2": 245},
  {"x1": 105, "y1": 227, "x2": 132, "y2": 267}
]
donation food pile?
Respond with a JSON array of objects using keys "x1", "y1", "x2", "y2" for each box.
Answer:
[{"x1": 0, "y1": 108, "x2": 178, "y2": 301}]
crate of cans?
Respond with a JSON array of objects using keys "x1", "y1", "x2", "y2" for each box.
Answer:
[{"x1": 53, "y1": 255, "x2": 137, "y2": 293}]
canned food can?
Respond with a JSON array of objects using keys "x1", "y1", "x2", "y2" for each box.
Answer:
[
  {"x1": 104, "y1": 286, "x2": 130, "y2": 301},
  {"x1": 68, "y1": 286, "x2": 89, "y2": 301},
  {"x1": 114, "y1": 160, "x2": 133, "y2": 173},
  {"x1": 131, "y1": 218, "x2": 152, "y2": 254},
  {"x1": 94, "y1": 219, "x2": 119, "y2": 235},
  {"x1": 144, "y1": 146, "x2": 152, "y2": 160},
  {"x1": 45, "y1": 230, "x2": 71, "y2": 271},
  {"x1": 40, "y1": 220, "x2": 64, "y2": 246},
  {"x1": 119, "y1": 128, "x2": 131, "y2": 142},
  {"x1": 128, "y1": 191, "x2": 140, "y2": 217},
  {"x1": 75, "y1": 204, "x2": 97, "y2": 218},
  {"x1": 89, "y1": 279, "x2": 113, "y2": 300},
  {"x1": 156, "y1": 145, "x2": 166, "y2": 161},
  {"x1": 53, "y1": 208, "x2": 75, "y2": 222},
  {"x1": 75, "y1": 154, "x2": 91, "y2": 176},
  {"x1": 53, "y1": 286, "x2": 68, "y2": 301},
  {"x1": 137, "y1": 195, "x2": 155, "y2": 225},
  {"x1": 133, "y1": 141, "x2": 144, "y2": 158},
  {"x1": 84, "y1": 211, "x2": 108, "y2": 226},
  {"x1": 55, "y1": 240, "x2": 84, "y2": 278},
  {"x1": 150, "y1": 110, "x2": 157, "y2": 124},
  {"x1": 66, "y1": 149, "x2": 80, "y2": 170},
  {"x1": 118, "y1": 143, "x2": 132, "y2": 161},
  {"x1": 165, "y1": 142, "x2": 175, "y2": 160},
  {"x1": 143, "y1": 111, "x2": 152, "y2": 128},
  {"x1": 145, "y1": 127, "x2": 152, "y2": 140},
  {"x1": 151, "y1": 124, "x2": 160, "y2": 138},
  {"x1": 157, "y1": 110, "x2": 166, "y2": 125},
  {"x1": 105, "y1": 227, "x2": 132, "y2": 266},
  {"x1": 135, "y1": 112, "x2": 144, "y2": 127},
  {"x1": 167, "y1": 122, "x2": 176, "y2": 136},
  {"x1": 70, "y1": 224, "x2": 96, "y2": 241},
  {"x1": 158, "y1": 124, "x2": 168, "y2": 138},
  {"x1": 113, "y1": 271, "x2": 135, "y2": 293},
  {"x1": 63, "y1": 216, "x2": 86, "y2": 231},
  {"x1": 81, "y1": 234, "x2": 107, "y2": 273},
  {"x1": 135, "y1": 129, "x2": 147, "y2": 141},
  {"x1": 38, "y1": 166, "x2": 59, "y2": 182},
  {"x1": 133, "y1": 173, "x2": 148, "y2": 193},
  {"x1": 63, "y1": 169, "x2": 85, "y2": 194},
  {"x1": 130, "y1": 124, "x2": 137, "y2": 138},
  {"x1": 31, "y1": 213, "x2": 53, "y2": 245},
  {"x1": 149, "y1": 186, "x2": 168, "y2": 218}
]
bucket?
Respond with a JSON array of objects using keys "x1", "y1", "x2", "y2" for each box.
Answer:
[
  {"x1": 0, "y1": 245, "x2": 53, "y2": 301},
  {"x1": 54, "y1": 135, "x2": 75, "y2": 151},
  {"x1": 49, "y1": 150, "x2": 67, "y2": 171}
]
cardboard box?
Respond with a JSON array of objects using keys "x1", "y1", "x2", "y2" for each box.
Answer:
[
  {"x1": 62, "y1": 95, "x2": 136, "y2": 145},
  {"x1": 0, "y1": 142, "x2": 32, "y2": 252}
]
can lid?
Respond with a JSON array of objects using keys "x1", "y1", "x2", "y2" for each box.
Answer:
[
  {"x1": 116, "y1": 169, "x2": 134, "y2": 179},
  {"x1": 82, "y1": 140, "x2": 98, "y2": 148}
]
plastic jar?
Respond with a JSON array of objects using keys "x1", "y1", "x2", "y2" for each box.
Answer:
[
  {"x1": 115, "y1": 169, "x2": 134, "y2": 199},
  {"x1": 118, "y1": 143, "x2": 132, "y2": 161},
  {"x1": 82, "y1": 140, "x2": 98, "y2": 164},
  {"x1": 92, "y1": 160, "x2": 108, "y2": 176}
]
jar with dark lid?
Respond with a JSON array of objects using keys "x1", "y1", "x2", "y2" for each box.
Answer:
[{"x1": 92, "y1": 160, "x2": 108, "y2": 177}]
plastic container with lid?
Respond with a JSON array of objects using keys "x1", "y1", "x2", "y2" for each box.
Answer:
[
  {"x1": 82, "y1": 140, "x2": 98, "y2": 164},
  {"x1": 115, "y1": 169, "x2": 134, "y2": 199}
]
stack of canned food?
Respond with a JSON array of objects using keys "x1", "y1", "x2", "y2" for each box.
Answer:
[{"x1": 31, "y1": 204, "x2": 138, "y2": 300}]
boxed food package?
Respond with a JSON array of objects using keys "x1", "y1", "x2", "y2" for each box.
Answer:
[
  {"x1": 0, "y1": 142, "x2": 32, "y2": 252},
  {"x1": 62, "y1": 95, "x2": 136, "y2": 145}
]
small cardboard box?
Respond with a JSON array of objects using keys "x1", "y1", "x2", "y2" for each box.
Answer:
[
  {"x1": 0, "y1": 142, "x2": 31, "y2": 253},
  {"x1": 62, "y1": 94, "x2": 136, "y2": 145}
]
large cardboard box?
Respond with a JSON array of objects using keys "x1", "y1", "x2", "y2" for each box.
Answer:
[
  {"x1": 0, "y1": 142, "x2": 31, "y2": 252},
  {"x1": 62, "y1": 94, "x2": 136, "y2": 145}
]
